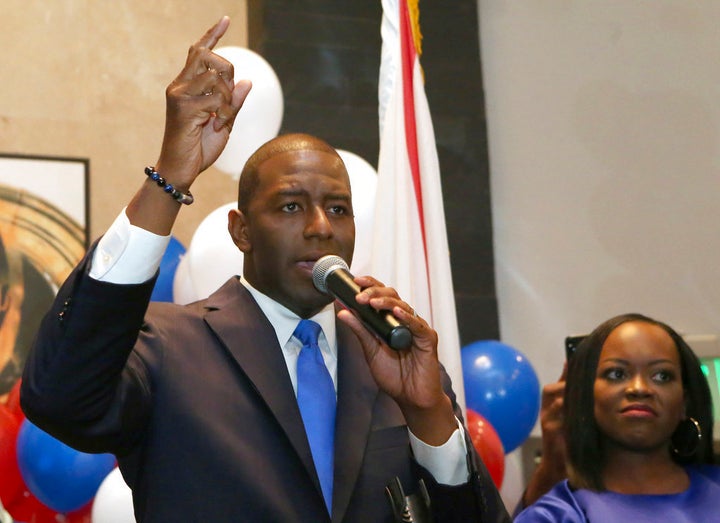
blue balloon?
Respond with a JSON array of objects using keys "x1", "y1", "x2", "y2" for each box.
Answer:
[
  {"x1": 461, "y1": 340, "x2": 540, "y2": 453},
  {"x1": 151, "y1": 235, "x2": 186, "y2": 302},
  {"x1": 16, "y1": 420, "x2": 116, "y2": 513}
]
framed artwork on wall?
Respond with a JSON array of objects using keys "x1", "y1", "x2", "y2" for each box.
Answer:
[{"x1": 0, "y1": 153, "x2": 89, "y2": 399}]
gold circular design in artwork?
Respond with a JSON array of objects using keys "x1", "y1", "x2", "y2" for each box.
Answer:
[{"x1": 0, "y1": 184, "x2": 86, "y2": 397}]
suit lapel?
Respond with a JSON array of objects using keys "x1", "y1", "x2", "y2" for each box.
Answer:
[
  {"x1": 204, "y1": 281, "x2": 382, "y2": 521},
  {"x1": 331, "y1": 321, "x2": 379, "y2": 523},
  {"x1": 202, "y1": 279, "x2": 320, "y2": 492}
]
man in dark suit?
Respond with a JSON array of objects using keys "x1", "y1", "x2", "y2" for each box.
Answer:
[{"x1": 21, "y1": 16, "x2": 510, "y2": 523}]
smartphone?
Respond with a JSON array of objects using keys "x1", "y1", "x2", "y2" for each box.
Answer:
[{"x1": 564, "y1": 335, "x2": 587, "y2": 360}]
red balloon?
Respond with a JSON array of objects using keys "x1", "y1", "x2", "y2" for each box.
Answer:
[
  {"x1": 5, "y1": 378, "x2": 25, "y2": 423},
  {"x1": 5, "y1": 490, "x2": 92, "y2": 523},
  {"x1": 466, "y1": 408, "x2": 505, "y2": 488},
  {"x1": 65, "y1": 500, "x2": 94, "y2": 522},
  {"x1": 0, "y1": 404, "x2": 23, "y2": 506},
  {"x1": 5, "y1": 489, "x2": 59, "y2": 522}
]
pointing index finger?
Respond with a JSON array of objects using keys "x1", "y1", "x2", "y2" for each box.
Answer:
[{"x1": 198, "y1": 15, "x2": 230, "y2": 50}]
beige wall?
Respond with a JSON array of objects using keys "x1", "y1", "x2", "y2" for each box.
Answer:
[{"x1": 2, "y1": 1, "x2": 248, "y2": 246}]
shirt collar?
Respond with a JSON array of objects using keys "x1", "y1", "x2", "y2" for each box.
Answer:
[{"x1": 239, "y1": 276, "x2": 337, "y2": 354}]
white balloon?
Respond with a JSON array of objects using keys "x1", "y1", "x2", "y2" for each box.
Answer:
[
  {"x1": 182, "y1": 202, "x2": 245, "y2": 302},
  {"x1": 172, "y1": 252, "x2": 199, "y2": 305},
  {"x1": 499, "y1": 448, "x2": 526, "y2": 514},
  {"x1": 337, "y1": 150, "x2": 378, "y2": 276},
  {"x1": 91, "y1": 468, "x2": 136, "y2": 523},
  {"x1": 213, "y1": 46, "x2": 284, "y2": 180}
]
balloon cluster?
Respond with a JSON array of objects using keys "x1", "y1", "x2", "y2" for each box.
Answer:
[
  {"x1": 0, "y1": 235, "x2": 186, "y2": 522},
  {"x1": 461, "y1": 340, "x2": 541, "y2": 491},
  {"x1": 0, "y1": 380, "x2": 125, "y2": 522}
]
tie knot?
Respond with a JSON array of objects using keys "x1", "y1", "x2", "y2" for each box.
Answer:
[{"x1": 294, "y1": 319, "x2": 322, "y2": 347}]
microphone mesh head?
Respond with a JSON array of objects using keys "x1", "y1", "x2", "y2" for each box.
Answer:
[{"x1": 312, "y1": 255, "x2": 349, "y2": 294}]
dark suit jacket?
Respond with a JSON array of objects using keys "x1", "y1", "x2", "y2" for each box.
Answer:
[{"x1": 21, "y1": 252, "x2": 510, "y2": 522}]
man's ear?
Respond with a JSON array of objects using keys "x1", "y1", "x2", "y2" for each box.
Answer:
[{"x1": 228, "y1": 208, "x2": 251, "y2": 253}]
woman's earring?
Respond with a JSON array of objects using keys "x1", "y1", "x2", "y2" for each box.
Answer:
[{"x1": 671, "y1": 417, "x2": 702, "y2": 457}]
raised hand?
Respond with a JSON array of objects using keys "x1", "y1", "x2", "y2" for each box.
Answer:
[
  {"x1": 157, "y1": 16, "x2": 252, "y2": 185},
  {"x1": 127, "y1": 16, "x2": 252, "y2": 235}
]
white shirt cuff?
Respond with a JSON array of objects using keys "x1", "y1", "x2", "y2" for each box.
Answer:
[
  {"x1": 89, "y1": 208, "x2": 171, "y2": 284},
  {"x1": 408, "y1": 417, "x2": 469, "y2": 485}
]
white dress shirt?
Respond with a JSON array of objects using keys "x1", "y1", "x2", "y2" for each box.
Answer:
[{"x1": 89, "y1": 209, "x2": 469, "y2": 485}]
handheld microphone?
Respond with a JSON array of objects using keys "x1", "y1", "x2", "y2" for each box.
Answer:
[{"x1": 312, "y1": 255, "x2": 412, "y2": 351}]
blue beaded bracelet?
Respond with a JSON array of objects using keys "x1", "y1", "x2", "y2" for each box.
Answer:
[{"x1": 144, "y1": 166, "x2": 194, "y2": 205}]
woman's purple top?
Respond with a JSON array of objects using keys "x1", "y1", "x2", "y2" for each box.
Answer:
[{"x1": 514, "y1": 465, "x2": 720, "y2": 522}]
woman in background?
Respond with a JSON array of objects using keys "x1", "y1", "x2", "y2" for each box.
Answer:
[{"x1": 515, "y1": 312, "x2": 720, "y2": 522}]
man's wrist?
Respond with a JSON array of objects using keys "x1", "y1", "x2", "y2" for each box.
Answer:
[{"x1": 409, "y1": 417, "x2": 469, "y2": 485}]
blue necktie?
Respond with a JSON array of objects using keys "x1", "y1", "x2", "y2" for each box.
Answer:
[{"x1": 295, "y1": 319, "x2": 336, "y2": 512}]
